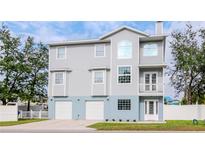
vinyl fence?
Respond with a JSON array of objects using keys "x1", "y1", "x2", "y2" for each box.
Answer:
[
  {"x1": 164, "y1": 105, "x2": 205, "y2": 120},
  {"x1": 19, "y1": 110, "x2": 48, "y2": 119},
  {"x1": 0, "y1": 104, "x2": 18, "y2": 121}
]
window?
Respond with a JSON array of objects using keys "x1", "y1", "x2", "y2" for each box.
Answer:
[
  {"x1": 95, "y1": 44, "x2": 105, "y2": 57},
  {"x1": 93, "y1": 71, "x2": 104, "y2": 84},
  {"x1": 57, "y1": 47, "x2": 66, "y2": 59},
  {"x1": 118, "y1": 66, "x2": 131, "y2": 83},
  {"x1": 118, "y1": 40, "x2": 132, "y2": 59},
  {"x1": 143, "y1": 44, "x2": 158, "y2": 56},
  {"x1": 55, "y1": 72, "x2": 64, "y2": 85},
  {"x1": 118, "y1": 99, "x2": 131, "y2": 110},
  {"x1": 144, "y1": 72, "x2": 157, "y2": 91}
]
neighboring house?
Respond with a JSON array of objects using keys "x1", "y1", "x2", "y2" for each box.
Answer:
[{"x1": 48, "y1": 21, "x2": 166, "y2": 121}]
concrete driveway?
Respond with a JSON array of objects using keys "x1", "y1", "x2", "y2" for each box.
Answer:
[{"x1": 0, "y1": 120, "x2": 98, "y2": 133}]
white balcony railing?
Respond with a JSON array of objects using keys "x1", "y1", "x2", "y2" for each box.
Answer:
[{"x1": 139, "y1": 83, "x2": 164, "y2": 93}]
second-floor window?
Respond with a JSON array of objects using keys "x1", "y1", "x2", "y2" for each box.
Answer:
[
  {"x1": 95, "y1": 44, "x2": 105, "y2": 57},
  {"x1": 55, "y1": 72, "x2": 64, "y2": 85},
  {"x1": 144, "y1": 72, "x2": 157, "y2": 91},
  {"x1": 143, "y1": 44, "x2": 158, "y2": 56},
  {"x1": 118, "y1": 40, "x2": 132, "y2": 59},
  {"x1": 56, "y1": 47, "x2": 66, "y2": 59},
  {"x1": 118, "y1": 66, "x2": 131, "y2": 83},
  {"x1": 93, "y1": 71, "x2": 104, "y2": 84}
]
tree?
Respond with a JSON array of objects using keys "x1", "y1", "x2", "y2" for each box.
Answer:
[
  {"x1": 169, "y1": 24, "x2": 205, "y2": 104},
  {"x1": 0, "y1": 24, "x2": 48, "y2": 109},
  {"x1": 19, "y1": 37, "x2": 48, "y2": 111},
  {"x1": 0, "y1": 25, "x2": 25, "y2": 105}
]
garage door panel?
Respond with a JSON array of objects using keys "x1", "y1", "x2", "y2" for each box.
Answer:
[
  {"x1": 86, "y1": 101, "x2": 104, "y2": 120},
  {"x1": 55, "y1": 101, "x2": 72, "y2": 119}
]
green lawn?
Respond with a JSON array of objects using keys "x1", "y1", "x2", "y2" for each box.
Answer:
[
  {"x1": 89, "y1": 120, "x2": 205, "y2": 131},
  {"x1": 0, "y1": 119, "x2": 47, "y2": 127}
]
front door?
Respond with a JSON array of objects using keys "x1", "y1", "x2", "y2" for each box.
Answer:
[{"x1": 144, "y1": 100, "x2": 159, "y2": 120}]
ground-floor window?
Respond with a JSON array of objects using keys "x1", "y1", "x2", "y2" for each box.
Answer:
[{"x1": 118, "y1": 99, "x2": 131, "y2": 110}]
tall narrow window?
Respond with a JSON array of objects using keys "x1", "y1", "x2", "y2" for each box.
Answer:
[
  {"x1": 95, "y1": 44, "x2": 105, "y2": 57},
  {"x1": 118, "y1": 40, "x2": 132, "y2": 59},
  {"x1": 118, "y1": 66, "x2": 131, "y2": 83},
  {"x1": 57, "y1": 47, "x2": 66, "y2": 59},
  {"x1": 143, "y1": 44, "x2": 158, "y2": 56},
  {"x1": 144, "y1": 73, "x2": 157, "y2": 91},
  {"x1": 93, "y1": 71, "x2": 104, "y2": 84},
  {"x1": 55, "y1": 72, "x2": 64, "y2": 85}
]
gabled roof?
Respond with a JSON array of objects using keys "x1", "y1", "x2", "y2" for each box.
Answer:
[{"x1": 99, "y1": 26, "x2": 149, "y2": 40}]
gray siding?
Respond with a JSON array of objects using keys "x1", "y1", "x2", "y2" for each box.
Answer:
[
  {"x1": 108, "y1": 29, "x2": 140, "y2": 96},
  {"x1": 139, "y1": 41, "x2": 163, "y2": 64},
  {"x1": 49, "y1": 43, "x2": 110, "y2": 96}
]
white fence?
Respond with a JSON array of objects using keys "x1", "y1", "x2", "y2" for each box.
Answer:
[
  {"x1": 0, "y1": 104, "x2": 18, "y2": 121},
  {"x1": 19, "y1": 110, "x2": 48, "y2": 119},
  {"x1": 164, "y1": 105, "x2": 205, "y2": 120}
]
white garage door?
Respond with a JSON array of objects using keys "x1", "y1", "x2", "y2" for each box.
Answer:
[
  {"x1": 86, "y1": 101, "x2": 104, "y2": 120},
  {"x1": 55, "y1": 101, "x2": 72, "y2": 119}
]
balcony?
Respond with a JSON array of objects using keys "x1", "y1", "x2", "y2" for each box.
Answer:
[{"x1": 139, "y1": 83, "x2": 164, "y2": 96}]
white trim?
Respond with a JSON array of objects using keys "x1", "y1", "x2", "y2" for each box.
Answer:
[
  {"x1": 54, "y1": 72, "x2": 65, "y2": 85},
  {"x1": 162, "y1": 40, "x2": 164, "y2": 63},
  {"x1": 162, "y1": 67, "x2": 165, "y2": 121},
  {"x1": 56, "y1": 46, "x2": 67, "y2": 60},
  {"x1": 110, "y1": 38, "x2": 113, "y2": 95},
  {"x1": 92, "y1": 70, "x2": 105, "y2": 85},
  {"x1": 138, "y1": 36, "x2": 140, "y2": 65},
  {"x1": 143, "y1": 71, "x2": 158, "y2": 92},
  {"x1": 91, "y1": 70, "x2": 106, "y2": 96},
  {"x1": 48, "y1": 46, "x2": 51, "y2": 97},
  {"x1": 117, "y1": 65, "x2": 132, "y2": 85},
  {"x1": 138, "y1": 63, "x2": 167, "y2": 68},
  {"x1": 64, "y1": 72, "x2": 66, "y2": 96},
  {"x1": 117, "y1": 40, "x2": 133, "y2": 59},
  {"x1": 144, "y1": 99, "x2": 159, "y2": 121},
  {"x1": 137, "y1": 36, "x2": 140, "y2": 95},
  {"x1": 49, "y1": 39, "x2": 109, "y2": 46},
  {"x1": 99, "y1": 26, "x2": 149, "y2": 40},
  {"x1": 94, "y1": 44, "x2": 106, "y2": 58},
  {"x1": 52, "y1": 72, "x2": 66, "y2": 96},
  {"x1": 104, "y1": 70, "x2": 106, "y2": 95}
]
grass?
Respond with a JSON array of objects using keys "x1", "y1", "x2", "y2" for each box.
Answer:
[
  {"x1": 88, "y1": 120, "x2": 205, "y2": 131},
  {"x1": 0, "y1": 119, "x2": 47, "y2": 127}
]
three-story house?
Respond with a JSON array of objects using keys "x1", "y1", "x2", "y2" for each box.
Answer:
[{"x1": 48, "y1": 21, "x2": 166, "y2": 121}]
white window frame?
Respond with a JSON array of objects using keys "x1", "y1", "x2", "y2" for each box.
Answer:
[
  {"x1": 54, "y1": 72, "x2": 65, "y2": 85},
  {"x1": 143, "y1": 43, "x2": 158, "y2": 57},
  {"x1": 117, "y1": 65, "x2": 132, "y2": 84},
  {"x1": 94, "y1": 44, "x2": 106, "y2": 58},
  {"x1": 92, "y1": 70, "x2": 105, "y2": 84},
  {"x1": 117, "y1": 40, "x2": 133, "y2": 59},
  {"x1": 144, "y1": 72, "x2": 158, "y2": 92},
  {"x1": 56, "y1": 47, "x2": 67, "y2": 59}
]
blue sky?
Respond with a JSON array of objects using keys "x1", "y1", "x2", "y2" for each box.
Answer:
[
  {"x1": 3, "y1": 21, "x2": 172, "y2": 42},
  {"x1": 1, "y1": 21, "x2": 205, "y2": 98}
]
